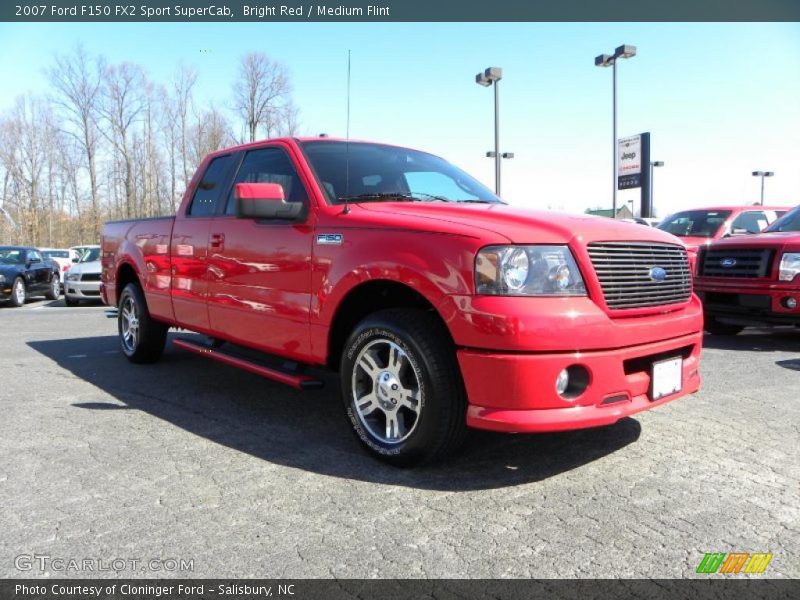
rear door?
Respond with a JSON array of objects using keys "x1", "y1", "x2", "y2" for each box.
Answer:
[
  {"x1": 206, "y1": 144, "x2": 316, "y2": 361},
  {"x1": 170, "y1": 153, "x2": 237, "y2": 333}
]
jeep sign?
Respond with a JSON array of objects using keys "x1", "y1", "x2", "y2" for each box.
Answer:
[{"x1": 618, "y1": 134, "x2": 642, "y2": 190}]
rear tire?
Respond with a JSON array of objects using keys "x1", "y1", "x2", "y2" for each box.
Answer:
[
  {"x1": 340, "y1": 308, "x2": 468, "y2": 467},
  {"x1": 10, "y1": 277, "x2": 26, "y2": 307},
  {"x1": 118, "y1": 282, "x2": 168, "y2": 364},
  {"x1": 45, "y1": 274, "x2": 60, "y2": 300},
  {"x1": 704, "y1": 317, "x2": 744, "y2": 336}
]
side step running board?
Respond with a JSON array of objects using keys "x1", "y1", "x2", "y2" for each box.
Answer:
[{"x1": 173, "y1": 338, "x2": 324, "y2": 390}]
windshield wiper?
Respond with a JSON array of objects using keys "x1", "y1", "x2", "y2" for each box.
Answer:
[{"x1": 337, "y1": 192, "x2": 452, "y2": 203}]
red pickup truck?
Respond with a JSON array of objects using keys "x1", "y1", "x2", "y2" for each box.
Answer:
[
  {"x1": 101, "y1": 137, "x2": 702, "y2": 465},
  {"x1": 695, "y1": 205, "x2": 800, "y2": 335}
]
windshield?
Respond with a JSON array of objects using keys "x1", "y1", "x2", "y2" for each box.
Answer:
[
  {"x1": 301, "y1": 141, "x2": 502, "y2": 204},
  {"x1": 80, "y1": 248, "x2": 101, "y2": 263},
  {"x1": 657, "y1": 210, "x2": 732, "y2": 238},
  {"x1": 765, "y1": 206, "x2": 800, "y2": 232},
  {"x1": 0, "y1": 247, "x2": 25, "y2": 265},
  {"x1": 42, "y1": 250, "x2": 69, "y2": 259}
]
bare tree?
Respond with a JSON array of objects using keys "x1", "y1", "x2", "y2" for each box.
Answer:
[
  {"x1": 0, "y1": 97, "x2": 57, "y2": 245},
  {"x1": 47, "y1": 44, "x2": 104, "y2": 240},
  {"x1": 99, "y1": 62, "x2": 147, "y2": 219},
  {"x1": 233, "y1": 52, "x2": 295, "y2": 142},
  {"x1": 190, "y1": 106, "x2": 234, "y2": 169}
]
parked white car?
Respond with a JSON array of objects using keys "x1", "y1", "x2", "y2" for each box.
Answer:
[
  {"x1": 64, "y1": 246, "x2": 102, "y2": 306},
  {"x1": 39, "y1": 248, "x2": 76, "y2": 291}
]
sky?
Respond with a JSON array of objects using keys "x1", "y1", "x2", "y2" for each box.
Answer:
[{"x1": 0, "y1": 21, "x2": 798, "y2": 217}]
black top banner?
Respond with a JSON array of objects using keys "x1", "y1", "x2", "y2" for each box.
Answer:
[{"x1": 3, "y1": 0, "x2": 800, "y2": 22}]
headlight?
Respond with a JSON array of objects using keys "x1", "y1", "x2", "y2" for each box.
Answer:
[
  {"x1": 779, "y1": 252, "x2": 800, "y2": 282},
  {"x1": 65, "y1": 272, "x2": 80, "y2": 281},
  {"x1": 475, "y1": 245, "x2": 587, "y2": 296}
]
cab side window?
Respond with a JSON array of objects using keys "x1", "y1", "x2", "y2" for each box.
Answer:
[
  {"x1": 731, "y1": 211, "x2": 768, "y2": 234},
  {"x1": 187, "y1": 155, "x2": 233, "y2": 216},
  {"x1": 225, "y1": 147, "x2": 308, "y2": 215},
  {"x1": 28, "y1": 250, "x2": 42, "y2": 262}
]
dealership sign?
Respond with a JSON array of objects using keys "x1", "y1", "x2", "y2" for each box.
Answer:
[{"x1": 617, "y1": 134, "x2": 642, "y2": 190}]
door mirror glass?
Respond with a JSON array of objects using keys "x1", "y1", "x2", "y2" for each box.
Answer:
[{"x1": 235, "y1": 183, "x2": 303, "y2": 220}]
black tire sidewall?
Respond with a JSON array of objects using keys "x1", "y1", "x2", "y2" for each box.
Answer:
[
  {"x1": 46, "y1": 274, "x2": 59, "y2": 300},
  {"x1": 340, "y1": 315, "x2": 450, "y2": 464},
  {"x1": 117, "y1": 282, "x2": 167, "y2": 363}
]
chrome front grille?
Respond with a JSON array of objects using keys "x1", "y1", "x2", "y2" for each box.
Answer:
[
  {"x1": 699, "y1": 247, "x2": 774, "y2": 278},
  {"x1": 587, "y1": 242, "x2": 692, "y2": 310}
]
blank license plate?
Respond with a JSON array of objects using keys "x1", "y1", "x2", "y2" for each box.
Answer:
[{"x1": 651, "y1": 357, "x2": 683, "y2": 401}]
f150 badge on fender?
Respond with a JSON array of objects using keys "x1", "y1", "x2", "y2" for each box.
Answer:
[{"x1": 316, "y1": 233, "x2": 343, "y2": 245}]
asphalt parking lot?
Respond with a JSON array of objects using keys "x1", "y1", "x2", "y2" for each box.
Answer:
[{"x1": 0, "y1": 298, "x2": 798, "y2": 579}]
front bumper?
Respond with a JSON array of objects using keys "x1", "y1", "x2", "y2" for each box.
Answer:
[
  {"x1": 459, "y1": 331, "x2": 702, "y2": 433},
  {"x1": 695, "y1": 280, "x2": 800, "y2": 326},
  {"x1": 65, "y1": 279, "x2": 101, "y2": 300}
]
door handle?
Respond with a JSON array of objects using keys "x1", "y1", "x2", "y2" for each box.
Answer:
[{"x1": 210, "y1": 233, "x2": 225, "y2": 250}]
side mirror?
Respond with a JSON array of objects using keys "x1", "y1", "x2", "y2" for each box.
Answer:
[
  {"x1": 235, "y1": 183, "x2": 304, "y2": 220},
  {"x1": 71, "y1": 257, "x2": 79, "y2": 263}
]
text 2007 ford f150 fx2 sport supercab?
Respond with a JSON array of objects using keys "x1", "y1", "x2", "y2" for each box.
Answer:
[
  {"x1": 695, "y1": 204, "x2": 800, "y2": 335},
  {"x1": 102, "y1": 137, "x2": 703, "y2": 466}
]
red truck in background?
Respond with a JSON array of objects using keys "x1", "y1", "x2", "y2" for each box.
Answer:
[
  {"x1": 101, "y1": 137, "x2": 702, "y2": 466},
  {"x1": 656, "y1": 205, "x2": 790, "y2": 272},
  {"x1": 695, "y1": 205, "x2": 800, "y2": 335}
]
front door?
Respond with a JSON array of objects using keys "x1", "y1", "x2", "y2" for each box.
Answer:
[
  {"x1": 206, "y1": 145, "x2": 315, "y2": 361},
  {"x1": 25, "y1": 249, "x2": 50, "y2": 292}
]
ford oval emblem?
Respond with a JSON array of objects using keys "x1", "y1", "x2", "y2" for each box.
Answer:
[
  {"x1": 649, "y1": 266, "x2": 667, "y2": 283},
  {"x1": 720, "y1": 258, "x2": 737, "y2": 268}
]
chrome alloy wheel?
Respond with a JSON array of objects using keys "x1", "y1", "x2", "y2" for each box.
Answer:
[
  {"x1": 351, "y1": 339, "x2": 422, "y2": 444},
  {"x1": 120, "y1": 296, "x2": 140, "y2": 353},
  {"x1": 13, "y1": 279, "x2": 25, "y2": 305}
]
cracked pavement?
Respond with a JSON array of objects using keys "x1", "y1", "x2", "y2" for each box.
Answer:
[{"x1": 0, "y1": 299, "x2": 798, "y2": 578}]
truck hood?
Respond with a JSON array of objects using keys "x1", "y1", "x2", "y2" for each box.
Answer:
[
  {"x1": 357, "y1": 202, "x2": 683, "y2": 246},
  {"x1": 673, "y1": 235, "x2": 714, "y2": 250},
  {"x1": 707, "y1": 231, "x2": 800, "y2": 249}
]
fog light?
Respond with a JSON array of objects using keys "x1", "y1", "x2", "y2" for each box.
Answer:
[
  {"x1": 555, "y1": 365, "x2": 591, "y2": 399},
  {"x1": 783, "y1": 297, "x2": 797, "y2": 309},
  {"x1": 556, "y1": 369, "x2": 570, "y2": 395}
]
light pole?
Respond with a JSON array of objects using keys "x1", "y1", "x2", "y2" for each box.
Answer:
[
  {"x1": 475, "y1": 66, "x2": 511, "y2": 196},
  {"x1": 752, "y1": 171, "x2": 774, "y2": 205},
  {"x1": 650, "y1": 160, "x2": 664, "y2": 216},
  {"x1": 595, "y1": 44, "x2": 637, "y2": 218}
]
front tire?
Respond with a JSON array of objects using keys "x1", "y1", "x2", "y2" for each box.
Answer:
[
  {"x1": 64, "y1": 295, "x2": 79, "y2": 307},
  {"x1": 704, "y1": 317, "x2": 744, "y2": 336},
  {"x1": 118, "y1": 282, "x2": 168, "y2": 364},
  {"x1": 10, "y1": 277, "x2": 26, "y2": 307},
  {"x1": 340, "y1": 308, "x2": 467, "y2": 467}
]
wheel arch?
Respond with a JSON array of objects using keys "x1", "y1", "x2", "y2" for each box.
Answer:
[
  {"x1": 326, "y1": 279, "x2": 454, "y2": 370},
  {"x1": 116, "y1": 262, "x2": 140, "y2": 306}
]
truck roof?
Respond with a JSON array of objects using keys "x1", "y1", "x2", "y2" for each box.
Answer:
[{"x1": 205, "y1": 136, "x2": 419, "y2": 159}]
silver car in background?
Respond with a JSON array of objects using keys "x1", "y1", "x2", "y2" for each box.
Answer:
[{"x1": 64, "y1": 246, "x2": 102, "y2": 306}]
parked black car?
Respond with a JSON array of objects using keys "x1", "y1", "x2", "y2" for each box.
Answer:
[{"x1": 0, "y1": 246, "x2": 61, "y2": 307}]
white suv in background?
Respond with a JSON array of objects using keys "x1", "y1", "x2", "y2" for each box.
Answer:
[{"x1": 39, "y1": 248, "x2": 76, "y2": 292}]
